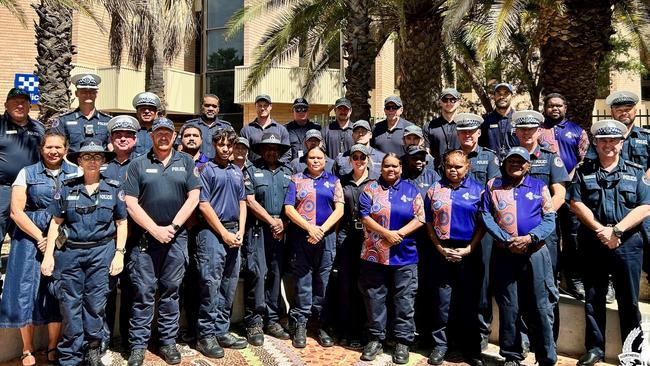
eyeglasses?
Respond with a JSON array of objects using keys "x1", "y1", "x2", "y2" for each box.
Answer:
[
  {"x1": 80, "y1": 154, "x2": 104, "y2": 162},
  {"x1": 384, "y1": 105, "x2": 401, "y2": 110},
  {"x1": 351, "y1": 155, "x2": 367, "y2": 161},
  {"x1": 294, "y1": 107, "x2": 308, "y2": 113},
  {"x1": 441, "y1": 98, "x2": 458, "y2": 103}
]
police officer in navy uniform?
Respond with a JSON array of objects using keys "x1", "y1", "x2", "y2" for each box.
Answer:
[
  {"x1": 103, "y1": 115, "x2": 141, "y2": 351},
  {"x1": 289, "y1": 130, "x2": 335, "y2": 174},
  {"x1": 232, "y1": 137, "x2": 253, "y2": 171},
  {"x1": 480, "y1": 83, "x2": 517, "y2": 159},
  {"x1": 131, "y1": 92, "x2": 160, "y2": 156},
  {"x1": 571, "y1": 120, "x2": 650, "y2": 366},
  {"x1": 195, "y1": 128, "x2": 248, "y2": 356},
  {"x1": 455, "y1": 112, "x2": 500, "y2": 349},
  {"x1": 122, "y1": 118, "x2": 202, "y2": 366},
  {"x1": 240, "y1": 94, "x2": 291, "y2": 162},
  {"x1": 371, "y1": 96, "x2": 414, "y2": 155},
  {"x1": 241, "y1": 132, "x2": 293, "y2": 345},
  {"x1": 334, "y1": 120, "x2": 385, "y2": 177},
  {"x1": 286, "y1": 97, "x2": 321, "y2": 160},
  {"x1": 52, "y1": 74, "x2": 112, "y2": 152},
  {"x1": 41, "y1": 139, "x2": 127, "y2": 366},
  {"x1": 179, "y1": 94, "x2": 232, "y2": 159},
  {"x1": 402, "y1": 125, "x2": 436, "y2": 170},
  {"x1": 322, "y1": 97, "x2": 355, "y2": 158},
  {"x1": 0, "y1": 88, "x2": 45, "y2": 286},
  {"x1": 424, "y1": 89, "x2": 462, "y2": 166}
]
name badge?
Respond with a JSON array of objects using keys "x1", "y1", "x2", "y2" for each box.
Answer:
[
  {"x1": 67, "y1": 195, "x2": 79, "y2": 201},
  {"x1": 5, "y1": 130, "x2": 17, "y2": 135},
  {"x1": 254, "y1": 172, "x2": 264, "y2": 177},
  {"x1": 66, "y1": 121, "x2": 78, "y2": 125},
  {"x1": 490, "y1": 124, "x2": 499, "y2": 129},
  {"x1": 298, "y1": 150, "x2": 304, "y2": 158},
  {"x1": 145, "y1": 168, "x2": 159, "y2": 174}
]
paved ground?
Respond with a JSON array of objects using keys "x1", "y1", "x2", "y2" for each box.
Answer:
[{"x1": 0, "y1": 337, "x2": 614, "y2": 366}]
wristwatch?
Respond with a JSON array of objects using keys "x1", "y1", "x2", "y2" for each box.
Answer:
[
  {"x1": 529, "y1": 233, "x2": 539, "y2": 244},
  {"x1": 613, "y1": 225, "x2": 624, "y2": 238},
  {"x1": 171, "y1": 223, "x2": 181, "y2": 232},
  {"x1": 115, "y1": 247, "x2": 126, "y2": 255}
]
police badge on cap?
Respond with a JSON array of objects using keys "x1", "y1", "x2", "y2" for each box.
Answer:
[
  {"x1": 512, "y1": 110, "x2": 544, "y2": 129},
  {"x1": 132, "y1": 92, "x2": 161, "y2": 109},
  {"x1": 590, "y1": 119, "x2": 627, "y2": 138},
  {"x1": 71, "y1": 73, "x2": 101, "y2": 89}
]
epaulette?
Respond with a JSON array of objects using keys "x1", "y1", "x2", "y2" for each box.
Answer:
[
  {"x1": 58, "y1": 110, "x2": 75, "y2": 117},
  {"x1": 63, "y1": 175, "x2": 83, "y2": 185},
  {"x1": 97, "y1": 111, "x2": 112, "y2": 118},
  {"x1": 105, "y1": 178, "x2": 121, "y2": 187},
  {"x1": 539, "y1": 146, "x2": 555, "y2": 154},
  {"x1": 624, "y1": 160, "x2": 644, "y2": 170}
]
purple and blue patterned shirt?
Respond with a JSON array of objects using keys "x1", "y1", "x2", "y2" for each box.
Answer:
[{"x1": 284, "y1": 171, "x2": 343, "y2": 226}]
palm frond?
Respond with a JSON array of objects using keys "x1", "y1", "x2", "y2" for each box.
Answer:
[
  {"x1": 442, "y1": 0, "x2": 476, "y2": 40},
  {"x1": 0, "y1": 0, "x2": 27, "y2": 27},
  {"x1": 52, "y1": 0, "x2": 105, "y2": 30},
  {"x1": 225, "y1": 0, "x2": 304, "y2": 39},
  {"x1": 483, "y1": 0, "x2": 525, "y2": 57}
]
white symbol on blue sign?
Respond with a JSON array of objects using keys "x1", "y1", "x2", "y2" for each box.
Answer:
[{"x1": 14, "y1": 74, "x2": 40, "y2": 103}]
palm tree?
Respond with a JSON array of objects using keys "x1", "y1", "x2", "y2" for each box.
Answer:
[
  {"x1": 226, "y1": 0, "x2": 391, "y2": 121},
  {"x1": 104, "y1": 0, "x2": 197, "y2": 115},
  {"x1": 1, "y1": 0, "x2": 27, "y2": 26}
]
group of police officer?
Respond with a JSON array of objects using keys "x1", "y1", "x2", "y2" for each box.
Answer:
[{"x1": 1, "y1": 73, "x2": 649, "y2": 366}]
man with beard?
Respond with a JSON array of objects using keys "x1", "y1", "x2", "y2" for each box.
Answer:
[
  {"x1": 179, "y1": 124, "x2": 210, "y2": 169},
  {"x1": 179, "y1": 95, "x2": 233, "y2": 159},
  {"x1": 539, "y1": 93, "x2": 590, "y2": 301},
  {"x1": 480, "y1": 83, "x2": 517, "y2": 159},
  {"x1": 424, "y1": 89, "x2": 462, "y2": 166},
  {"x1": 322, "y1": 98, "x2": 354, "y2": 158}
]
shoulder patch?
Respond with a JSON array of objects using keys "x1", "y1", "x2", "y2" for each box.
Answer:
[
  {"x1": 194, "y1": 166, "x2": 200, "y2": 177},
  {"x1": 50, "y1": 118, "x2": 60, "y2": 128},
  {"x1": 643, "y1": 175, "x2": 650, "y2": 186},
  {"x1": 118, "y1": 190, "x2": 126, "y2": 201},
  {"x1": 554, "y1": 156, "x2": 564, "y2": 168}
]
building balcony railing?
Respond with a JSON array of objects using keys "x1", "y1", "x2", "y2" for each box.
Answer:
[
  {"x1": 234, "y1": 65, "x2": 342, "y2": 105},
  {"x1": 71, "y1": 65, "x2": 200, "y2": 115}
]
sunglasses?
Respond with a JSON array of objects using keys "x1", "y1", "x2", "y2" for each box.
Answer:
[
  {"x1": 351, "y1": 155, "x2": 367, "y2": 161},
  {"x1": 384, "y1": 105, "x2": 401, "y2": 110},
  {"x1": 441, "y1": 98, "x2": 458, "y2": 103},
  {"x1": 80, "y1": 154, "x2": 104, "y2": 162},
  {"x1": 294, "y1": 107, "x2": 308, "y2": 113}
]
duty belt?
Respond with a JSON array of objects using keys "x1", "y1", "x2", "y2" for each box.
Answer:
[{"x1": 65, "y1": 237, "x2": 112, "y2": 249}]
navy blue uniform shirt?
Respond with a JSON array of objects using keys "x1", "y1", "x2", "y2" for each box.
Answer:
[
  {"x1": 48, "y1": 177, "x2": 127, "y2": 242},
  {"x1": 371, "y1": 117, "x2": 414, "y2": 155},
  {"x1": 102, "y1": 151, "x2": 141, "y2": 184},
  {"x1": 527, "y1": 145, "x2": 570, "y2": 187},
  {"x1": 586, "y1": 126, "x2": 650, "y2": 170},
  {"x1": 244, "y1": 160, "x2": 293, "y2": 217},
  {"x1": 123, "y1": 149, "x2": 202, "y2": 226},
  {"x1": 467, "y1": 145, "x2": 501, "y2": 186},
  {"x1": 0, "y1": 112, "x2": 44, "y2": 185},
  {"x1": 286, "y1": 120, "x2": 321, "y2": 160},
  {"x1": 51, "y1": 109, "x2": 112, "y2": 152},
  {"x1": 322, "y1": 121, "x2": 354, "y2": 158},
  {"x1": 425, "y1": 116, "x2": 460, "y2": 165},
  {"x1": 133, "y1": 127, "x2": 153, "y2": 157},
  {"x1": 240, "y1": 119, "x2": 291, "y2": 162},
  {"x1": 479, "y1": 109, "x2": 517, "y2": 159},
  {"x1": 199, "y1": 161, "x2": 246, "y2": 223}
]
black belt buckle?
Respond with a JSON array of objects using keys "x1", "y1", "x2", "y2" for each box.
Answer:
[
  {"x1": 354, "y1": 222, "x2": 364, "y2": 230},
  {"x1": 138, "y1": 234, "x2": 149, "y2": 252}
]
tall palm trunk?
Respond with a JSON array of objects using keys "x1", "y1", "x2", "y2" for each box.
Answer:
[
  {"x1": 539, "y1": 0, "x2": 614, "y2": 129},
  {"x1": 342, "y1": 0, "x2": 377, "y2": 121},
  {"x1": 398, "y1": 10, "x2": 443, "y2": 125},
  {"x1": 145, "y1": 35, "x2": 166, "y2": 115},
  {"x1": 33, "y1": 0, "x2": 75, "y2": 125}
]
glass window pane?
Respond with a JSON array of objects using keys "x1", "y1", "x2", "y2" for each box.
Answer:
[
  {"x1": 207, "y1": 71, "x2": 242, "y2": 117},
  {"x1": 207, "y1": 29, "x2": 244, "y2": 71},
  {"x1": 207, "y1": 0, "x2": 243, "y2": 29}
]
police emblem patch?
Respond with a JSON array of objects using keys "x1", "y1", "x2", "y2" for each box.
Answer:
[
  {"x1": 53, "y1": 189, "x2": 61, "y2": 200},
  {"x1": 50, "y1": 119, "x2": 60, "y2": 128},
  {"x1": 554, "y1": 156, "x2": 564, "y2": 167},
  {"x1": 118, "y1": 190, "x2": 125, "y2": 201},
  {"x1": 193, "y1": 167, "x2": 200, "y2": 177},
  {"x1": 643, "y1": 175, "x2": 650, "y2": 186}
]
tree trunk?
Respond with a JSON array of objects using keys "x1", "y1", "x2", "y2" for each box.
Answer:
[
  {"x1": 145, "y1": 34, "x2": 167, "y2": 115},
  {"x1": 454, "y1": 54, "x2": 492, "y2": 113},
  {"x1": 33, "y1": 0, "x2": 75, "y2": 125},
  {"x1": 539, "y1": 0, "x2": 614, "y2": 129},
  {"x1": 397, "y1": 10, "x2": 443, "y2": 125},
  {"x1": 342, "y1": 0, "x2": 377, "y2": 122}
]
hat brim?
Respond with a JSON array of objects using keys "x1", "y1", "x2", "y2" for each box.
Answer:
[
  {"x1": 293, "y1": 103, "x2": 309, "y2": 108},
  {"x1": 335, "y1": 103, "x2": 351, "y2": 109},
  {"x1": 503, "y1": 153, "x2": 530, "y2": 163},
  {"x1": 594, "y1": 134, "x2": 624, "y2": 139},
  {"x1": 76, "y1": 85, "x2": 99, "y2": 90},
  {"x1": 514, "y1": 123, "x2": 540, "y2": 129},
  {"x1": 455, "y1": 126, "x2": 480, "y2": 131},
  {"x1": 252, "y1": 142, "x2": 290, "y2": 155},
  {"x1": 66, "y1": 150, "x2": 116, "y2": 164}
]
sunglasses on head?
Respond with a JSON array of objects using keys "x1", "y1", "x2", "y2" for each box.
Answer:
[
  {"x1": 294, "y1": 107, "x2": 308, "y2": 113},
  {"x1": 384, "y1": 105, "x2": 401, "y2": 110},
  {"x1": 441, "y1": 98, "x2": 458, "y2": 103},
  {"x1": 351, "y1": 154, "x2": 367, "y2": 161}
]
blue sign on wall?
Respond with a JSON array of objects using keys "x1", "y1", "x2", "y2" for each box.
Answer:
[{"x1": 13, "y1": 74, "x2": 40, "y2": 104}]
